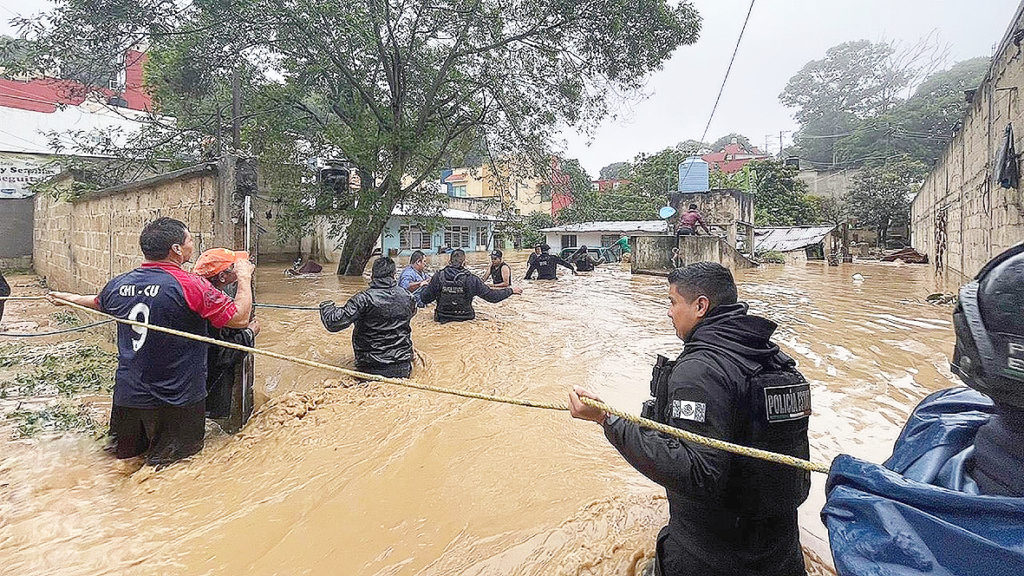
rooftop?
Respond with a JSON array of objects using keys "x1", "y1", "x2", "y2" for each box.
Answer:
[
  {"x1": 754, "y1": 225, "x2": 836, "y2": 253},
  {"x1": 391, "y1": 205, "x2": 501, "y2": 221},
  {"x1": 541, "y1": 220, "x2": 668, "y2": 234}
]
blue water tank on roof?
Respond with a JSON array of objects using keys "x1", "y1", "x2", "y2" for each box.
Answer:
[{"x1": 678, "y1": 157, "x2": 709, "y2": 192}]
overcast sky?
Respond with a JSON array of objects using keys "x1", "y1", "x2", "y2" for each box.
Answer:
[
  {"x1": 2, "y1": 0, "x2": 1019, "y2": 175},
  {"x1": 560, "y1": 0, "x2": 1020, "y2": 175}
]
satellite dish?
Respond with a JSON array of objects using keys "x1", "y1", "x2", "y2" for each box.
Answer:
[{"x1": 659, "y1": 206, "x2": 676, "y2": 219}]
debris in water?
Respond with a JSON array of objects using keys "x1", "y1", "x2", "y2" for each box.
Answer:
[
  {"x1": 926, "y1": 293, "x2": 957, "y2": 306},
  {"x1": 852, "y1": 273, "x2": 865, "y2": 282}
]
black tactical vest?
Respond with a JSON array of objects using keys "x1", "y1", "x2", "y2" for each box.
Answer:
[
  {"x1": 642, "y1": 351, "x2": 811, "y2": 518},
  {"x1": 489, "y1": 263, "x2": 509, "y2": 285},
  {"x1": 437, "y1": 269, "x2": 474, "y2": 321}
]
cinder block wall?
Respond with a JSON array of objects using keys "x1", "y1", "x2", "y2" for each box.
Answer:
[
  {"x1": 33, "y1": 163, "x2": 232, "y2": 293},
  {"x1": 911, "y1": 3, "x2": 1024, "y2": 283}
]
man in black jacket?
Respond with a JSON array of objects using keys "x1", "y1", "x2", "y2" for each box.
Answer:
[
  {"x1": 320, "y1": 257, "x2": 417, "y2": 378},
  {"x1": 420, "y1": 249, "x2": 521, "y2": 323},
  {"x1": 569, "y1": 262, "x2": 810, "y2": 576},
  {"x1": 524, "y1": 243, "x2": 576, "y2": 280}
]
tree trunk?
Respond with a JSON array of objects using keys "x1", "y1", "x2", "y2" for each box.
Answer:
[{"x1": 335, "y1": 213, "x2": 388, "y2": 275}]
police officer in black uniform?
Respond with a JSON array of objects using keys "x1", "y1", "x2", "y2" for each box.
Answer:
[
  {"x1": 571, "y1": 245, "x2": 601, "y2": 272},
  {"x1": 949, "y1": 241, "x2": 1024, "y2": 496},
  {"x1": 524, "y1": 243, "x2": 576, "y2": 280},
  {"x1": 420, "y1": 249, "x2": 522, "y2": 323},
  {"x1": 570, "y1": 262, "x2": 810, "y2": 576}
]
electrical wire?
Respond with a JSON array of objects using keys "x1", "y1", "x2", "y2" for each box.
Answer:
[{"x1": 678, "y1": 0, "x2": 757, "y2": 187}]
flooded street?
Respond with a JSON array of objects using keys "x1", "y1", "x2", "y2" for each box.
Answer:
[{"x1": 0, "y1": 255, "x2": 960, "y2": 575}]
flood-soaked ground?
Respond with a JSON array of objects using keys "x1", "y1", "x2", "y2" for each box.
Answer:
[{"x1": 0, "y1": 255, "x2": 960, "y2": 575}]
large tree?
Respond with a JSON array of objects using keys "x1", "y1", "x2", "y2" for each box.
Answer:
[
  {"x1": 19, "y1": 0, "x2": 701, "y2": 274},
  {"x1": 746, "y1": 159, "x2": 817, "y2": 226},
  {"x1": 598, "y1": 161, "x2": 631, "y2": 180},
  {"x1": 847, "y1": 158, "x2": 924, "y2": 248},
  {"x1": 780, "y1": 39, "x2": 946, "y2": 166},
  {"x1": 833, "y1": 56, "x2": 989, "y2": 167}
]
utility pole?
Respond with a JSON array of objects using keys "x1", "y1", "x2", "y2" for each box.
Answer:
[
  {"x1": 778, "y1": 130, "x2": 790, "y2": 160},
  {"x1": 764, "y1": 134, "x2": 772, "y2": 156},
  {"x1": 231, "y1": 67, "x2": 242, "y2": 151}
]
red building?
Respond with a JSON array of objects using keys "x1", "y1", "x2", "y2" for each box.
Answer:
[
  {"x1": 590, "y1": 178, "x2": 630, "y2": 193},
  {"x1": 701, "y1": 141, "x2": 771, "y2": 174},
  {"x1": 0, "y1": 49, "x2": 152, "y2": 114}
]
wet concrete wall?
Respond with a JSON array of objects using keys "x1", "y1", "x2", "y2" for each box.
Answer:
[
  {"x1": 631, "y1": 235, "x2": 757, "y2": 274},
  {"x1": 33, "y1": 159, "x2": 247, "y2": 293},
  {"x1": 911, "y1": 3, "x2": 1024, "y2": 283},
  {"x1": 0, "y1": 197, "x2": 33, "y2": 270}
]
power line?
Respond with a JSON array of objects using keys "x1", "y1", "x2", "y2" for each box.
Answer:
[{"x1": 679, "y1": 0, "x2": 757, "y2": 186}]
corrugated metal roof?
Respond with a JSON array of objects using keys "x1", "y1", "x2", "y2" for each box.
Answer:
[
  {"x1": 754, "y1": 225, "x2": 835, "y2": 253},
  {"x1": 390, "y1": 205, "x2": 500, "y2": 221},
  {"x1": 540, "y1": 220, "x2": 669, "y2": 234}
]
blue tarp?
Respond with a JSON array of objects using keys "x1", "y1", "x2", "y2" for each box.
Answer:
[{"x1": 822, "y1": 387, "x2": 1024, "y2": 576}]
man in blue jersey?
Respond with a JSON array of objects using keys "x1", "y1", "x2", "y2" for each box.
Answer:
[{"x1": 49, "y1": 217, "x2": 255, "y2": 466}]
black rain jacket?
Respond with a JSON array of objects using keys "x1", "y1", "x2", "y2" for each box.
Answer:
[
  {"x1": 320, "y1": 276, "x2": 417, "y2": 367},
  {"x1": 524, "y1": 252, "x2": 575, "y2": 280},
  {"x1": 604, "y1": 302, "x2": 808, "y2": 576}
]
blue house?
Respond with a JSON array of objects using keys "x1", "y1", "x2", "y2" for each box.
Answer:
[{"x1": 378, "y1": 206, "x2": 501, "y2": 257}]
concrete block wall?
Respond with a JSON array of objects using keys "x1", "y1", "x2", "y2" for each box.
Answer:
[
  {"x1": 33, "y1": 163, "x2": 231, "y2": 293},
  {"x1": 911, "y1": 3, "x2": 1024, "y2": 284},
  {"x1": 631, "y1": 234, "x2": 757, "y2": 274}
]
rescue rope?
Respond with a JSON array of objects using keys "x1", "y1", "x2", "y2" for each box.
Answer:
[
  {"x1": 0, "y1": 296, "x2": 48, "y2": 301},
  {"x1": 0, "y1": 319, "x2": 115, "y2": 338},
  {"x1": 0, "y1": 296, "x2": 318, "y2": 312},
  {"x1": 35, "y1": 296, "x2": 833, "y2": 474},
  {"x1": 255, "y1": 303, "x2": 321, "y2": 311}
]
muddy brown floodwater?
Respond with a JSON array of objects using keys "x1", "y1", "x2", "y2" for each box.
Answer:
[{"x1": 0, "y1": 254, "x2": 961, "y2": 576}]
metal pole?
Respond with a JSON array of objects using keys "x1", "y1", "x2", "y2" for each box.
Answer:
[{"x1": 241, "y1": 194, "x2": 253, "y2": 426}]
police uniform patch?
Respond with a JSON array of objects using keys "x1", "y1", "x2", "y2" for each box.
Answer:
[
  {"x1": 671, "y1": 400, "x2": 706, "y2": 423},
  {"x1": 1007, "y1": 339, "x2": 1024, "y2": 377},
  {"x1": 764, "y1": 383, "x2": 811, "y2": 422}
]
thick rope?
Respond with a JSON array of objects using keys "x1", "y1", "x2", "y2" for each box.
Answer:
[
  {"x1": 30, "y1": 296, "x2": 833, "y2": 474},
  {"x1": 256, "y1": 303, "x2": 321, "y2": 311},
  {"x1": 0, "y1": 295, "x2": 48, "y2": 301},
  {"x1": 0, "y1": 319, "x2": 115, "y2": 338},
  {"x1": 580, "y1": 398, "x2": 831, "y2": 474}
]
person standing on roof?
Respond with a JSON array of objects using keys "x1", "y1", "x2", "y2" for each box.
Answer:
[
  {"x1": 676, "y1": 203, "x2": 712, "y2": 236},
  {"x1": 193, "y1": 248, "x2": 260, "y2": 420},
  {"x1": 420, "y1": 249, "x2": 521, "y2": 323},
  {"x1": 482, "y1": 250, "x2": 512, "y2": 288},
  {"x1": 48, "y1": 217, "x2": 255, "y2": 467},
  {"x1": 524, "y1": 243, "x2": 576, "y2": 280},
  {"x1": 569, "y1": 262, "x2": 811, "y2": 576},
  {"x1": 320, "y1": 257, "x2": 418, "y2": 379}
]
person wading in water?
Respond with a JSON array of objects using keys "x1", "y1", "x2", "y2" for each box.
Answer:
[
  {"x1": 420, "y1": 249, "x2": 521, "y2": 323},
  {"x1": 193, "y1": 248, "x2": 260, "y2": 420},
  {"x1": 524, "y1": 244, "x2": 576, "y2": 280},
  {"x1": 482, "y1": 250, "x2": 512, "y2": 288},
  {"x1": 319, "y1": 257, "x2": 418, "y2": 379},
  {"x1": 49, "y1": 217, "x2": 255, "y2": 466}
]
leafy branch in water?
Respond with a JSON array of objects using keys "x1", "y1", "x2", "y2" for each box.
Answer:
[{"x1": 0, "y1": 343, "x2": 116, "y2": 438}]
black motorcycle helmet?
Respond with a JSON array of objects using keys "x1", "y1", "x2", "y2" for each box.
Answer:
[{"x1": 951, "y1": 241, "x2": 1024, "y2": 408}]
